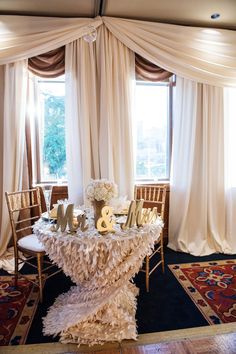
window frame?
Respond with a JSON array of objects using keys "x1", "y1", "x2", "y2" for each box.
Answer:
[
  {"x1": 134, "y1": 79, "x2": 174, "y2": 183},
  {"x1": 30, "y1": 76, "x2": 67, "y2": 185}
]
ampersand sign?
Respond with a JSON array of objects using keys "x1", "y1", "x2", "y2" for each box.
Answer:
[{"x1": 97, "y1": 206, "x2": 116, "y2": 234}]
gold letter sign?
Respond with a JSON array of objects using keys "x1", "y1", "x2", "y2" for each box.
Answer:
[
  {"x1": 97, "y1": 206, "x2": 116, "y2": 234},
  {"x1": 121, "y1": 199, "x2": 158, "y2": 230},
  {"x1": 51, "y1": 204, "x2": 88, "y2": 233}
]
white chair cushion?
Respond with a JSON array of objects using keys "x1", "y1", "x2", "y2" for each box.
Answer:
[{"x1": 18, "y1": 234, "x2": 45, "y2": 252}]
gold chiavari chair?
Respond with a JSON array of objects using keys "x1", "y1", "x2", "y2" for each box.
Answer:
[
  {"x1": 5, "y1": 187, "x2": 60, "y2": 302},
  {"x1": 134, "y1": 184, "x2": 167, "y2": 292}
]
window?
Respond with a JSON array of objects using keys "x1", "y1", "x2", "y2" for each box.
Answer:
[
  {"x1": 29, "y1": 75, "x2": 67, "y2": 184},
  {"x1": 134, "y1": 81, "x2": 173, "y2": 182}
]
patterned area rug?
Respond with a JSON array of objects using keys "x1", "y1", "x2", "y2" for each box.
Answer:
[
  {"x1": 0, "y1": 275, "x2": 41, "y2": 345},
  {"x1": 169, "y1": 260, "x2": 236, "y2": 325}
]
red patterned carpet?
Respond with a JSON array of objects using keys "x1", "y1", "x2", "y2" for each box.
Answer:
[
  {"x1": 169, "y1": 260, "x2": 236, "y2": 324},
  {"x1": 0, "y1": 275, "x2": 40, "y2": 345}
]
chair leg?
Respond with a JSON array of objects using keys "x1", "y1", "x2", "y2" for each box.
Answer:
[
  {"x1": 161, "y1": 249, "x2": 165, "y2": 273},
  {"x1": 37, "y1": 254, "x2": 43, "y2": 303},
  {"x1": 145, "y1": 255, "x2": 150, "y2": 292},
  {"x1": 160, "y1": 234, "x2": 165, "y2": 273},
  {"x1": 14, "y1": 248, "x2": 19, "y2": 288}
]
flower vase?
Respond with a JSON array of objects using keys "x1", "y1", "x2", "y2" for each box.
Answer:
[{"x1": 92, "y1": 200, "x2": 106, "y2": 227}]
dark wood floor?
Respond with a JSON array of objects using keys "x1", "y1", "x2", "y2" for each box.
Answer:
[{"x1": 2, "y1": 323, "x2": 236, "y2": 354}]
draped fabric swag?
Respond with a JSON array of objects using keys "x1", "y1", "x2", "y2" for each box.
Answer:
[
  {"x1": 103, "y1": 17, "x2": 236, "y2": 88},
  {"x1": 0, "y1": 16, "x2": 236, "y2": 86},
  {"x1": 135, "y1": 53, "x2": 172, "y2": 82},
  {"x1": 0, "y1": 17, "x2": 103, "y2": 64},
  {"x1": 0, "y1": 15, "x2": 236, "y2": 257},
  {"x1": 28, "y1": 47, "x2": 65, "y2": 78}
]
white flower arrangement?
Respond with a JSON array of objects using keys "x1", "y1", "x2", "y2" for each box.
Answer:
[{"x1": 86, "y1": 179, "x2": 118, "y2": 203}]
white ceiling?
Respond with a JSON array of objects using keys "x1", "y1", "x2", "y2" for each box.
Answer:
[{"x1": 0, "y1": 0, "x2": 235, "y2": 30}]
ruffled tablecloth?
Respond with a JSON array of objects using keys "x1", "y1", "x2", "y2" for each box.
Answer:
[{"x1": 33, "y1": 219, "x2": 163, "y2": 346}]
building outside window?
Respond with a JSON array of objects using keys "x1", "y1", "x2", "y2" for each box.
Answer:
[
  {"x1": 30, "y1": 75, "x2": 67, "y2": 184},
  {"x1": 134, "y1": 81, "x2": 173, "y2": 182}
]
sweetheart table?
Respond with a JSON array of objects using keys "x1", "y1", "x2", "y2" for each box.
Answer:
[{"x1": 33, "y1": 217, "x2": 162, "y2": 346}]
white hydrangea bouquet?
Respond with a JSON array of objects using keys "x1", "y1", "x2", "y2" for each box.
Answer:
[{"x1": 86, "y1": 178, "x2": 118, "y2": 204}]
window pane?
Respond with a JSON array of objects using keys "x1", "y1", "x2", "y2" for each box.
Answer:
[
  {"x1": 38, "y1": 77, "x2": 67, "y2": 182},
  {"x1": 134, "y1": 83, "x2": 169, "y2": 181}
]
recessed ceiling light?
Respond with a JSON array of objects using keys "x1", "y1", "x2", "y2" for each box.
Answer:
[{"x1": 211, "y1": 13, "x2": 220, "y2": 20}]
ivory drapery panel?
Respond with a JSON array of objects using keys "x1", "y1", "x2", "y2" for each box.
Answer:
[
  {"x1": 224, "y1": 88, "x2": 236, "y2": 252},
  {"x1": 96, "y1": 26, "x2": 135, "y2": 199},
  {"x1": 65, "y1": 26, "x2": 135, "y2": 205},
  {"x1": 0, "y1": 61, "x2": 28, "y2": 257},
  {"x1": 168, "y1": 77, "x2": 232, "y2": 255},
  {"x1": 0, "y1": 65, "x2": 4, "y2": 251},
  {"x1": 65, "y1": 38, "x2": 100, "y2": 205}
]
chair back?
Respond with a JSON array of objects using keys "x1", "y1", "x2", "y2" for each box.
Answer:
[
  {"x1": 135, "y1": 184, "x2": 168, "y2": 291},
  {"x1": 134, "y1": 184, "x2": 167, "y2": 220},
  {"x1": 5, "y1": 188, "x2": 42, "y2": 246}
]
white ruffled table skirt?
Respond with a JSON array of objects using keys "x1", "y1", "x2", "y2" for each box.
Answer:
[{"x1": 34, "y1": 220, "x2": 163, "y2": 346}]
